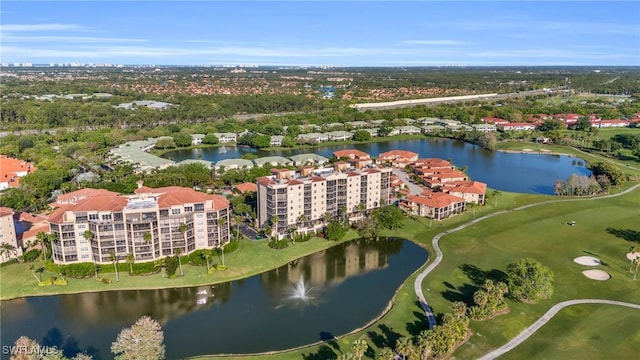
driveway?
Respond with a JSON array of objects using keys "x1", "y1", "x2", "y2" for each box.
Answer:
[
  {"x1": 392, "y1": 168, "x2": 424, "y2": 196},
  {"x1": 238, "y1": 221, "x2": 260, "y2": 240}
]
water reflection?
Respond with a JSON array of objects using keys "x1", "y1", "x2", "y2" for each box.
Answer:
[{"x1": 1, "y1": 238, "x2": 424, "y2": 359}]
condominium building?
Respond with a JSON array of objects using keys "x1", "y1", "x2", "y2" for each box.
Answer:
[
  {"x1": 0, "y1": 207, "x2": 18, "y2": 262},
  {"x1": 47, "y1": 184, "x2": 230, "y2": 264},
  {"x1": 256, "y1": 163, "x2": 392, "y2": 238}
]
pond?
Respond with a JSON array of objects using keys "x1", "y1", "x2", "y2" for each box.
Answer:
[
  {"x1": 0, "y1": 238, "x2": 426, "y2": 359},
  {"x1": 163, "y1": 138, "x2": 591, "y2": 194}
]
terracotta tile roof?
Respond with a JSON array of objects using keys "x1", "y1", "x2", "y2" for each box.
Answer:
[
  {"x1": 0, "y1": 155, "x2": 36, "y2": 188},
  {"x1": 443, "y1": 181, "x2": 487, "y2": 194},
  {"x1": 407, "y1": 192, "x2": 465, "y2": 208},
  {"x1": 235, "y1": 182, "x2": 258, "y2": 193},
  {"x1": 22, "y1": 222, "x2": 50, "y2": 242},
  {"x1": 256, "y1": 176, "x2": 276, "y2": 186},
  {"x1": 378, "y1": 150, "x2": 419, "y2": 160},
  {"x1": 287, "y1": 179, "x2": 304, "y2": 186},
  {"x1": 333, "y1": 149, "x2": 370, "y2": 159},
  {"x1": 0, "y1": 206, "x2": 14, "y2": 217},
  {"x1": 56, "y1": 188, "x2": 120, "y2": 204}
]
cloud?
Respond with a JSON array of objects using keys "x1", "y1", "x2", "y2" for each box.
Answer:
[
  {"x1": 2, "y1": 35, "x2": 147, "y2": 43},
  {"x1": 401, "y1": 40, "x2": 469, "y2": 46},
  {"x1": 0, "y1": 23, "x2": 83, "y2": 32}
]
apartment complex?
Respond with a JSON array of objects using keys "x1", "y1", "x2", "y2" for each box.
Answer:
[
  {"x1": 48, "y1": 184, "x2": 230, "y2": 265},
  {"x1": 0, "y1": 207, "x2": 18, "y2": 262},
  {"x1": 256, "y1": 162, "x2": 392, "y2": 238}
]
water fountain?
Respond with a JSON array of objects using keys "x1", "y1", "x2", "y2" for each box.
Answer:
[{"x1": 288, "y1": 276, "x2": 312, "y2": 301}]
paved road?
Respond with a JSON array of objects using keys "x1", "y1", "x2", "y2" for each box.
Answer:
[
  {"x1": 412, "y1": 183, "x2": 640, "y2": 351},
  {"x1": 392, "y1": 168, "x2": 424, "y2": 196},
  {"x1": 477, "y1": 299, "x2": 640, "y2": 360}
]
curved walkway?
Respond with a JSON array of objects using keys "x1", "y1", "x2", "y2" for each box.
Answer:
[
  {"x1": 413, "y1": 184, "x2": 640, "y2": 348},
  {"x1": 477, "y1": 299, "x2": 640, "y2": 360}
]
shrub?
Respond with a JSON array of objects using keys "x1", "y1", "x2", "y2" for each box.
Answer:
[
  {"x1": 20, "y1": 249, "x2": 41, "y2": 262},
  {"x1": 53, "y1": 277, "x2": 68, "y2": 286},
  {"x1": 216, "y1": 264, "x2": 228, "y2": 271},
  {"x1": 51, "y1": 262, "x2": 95, "y2": 278},
  {"x1": 268, "y1": 238, "x2": 289, "y2": 249},
  {"x1": 207, "y1": 267, "x2": 217, "y2": 274},
  {"x1": 38, "y1": 278, "x2": 54, "y2": 286},
  {"x1": 100, "y1": 277, "x2": 112, "y2": 284},
  {"x1": 294, "y1": 233, "x2": 313, "y2": 242},
  {"x1": 188, "y1": 250, "x2": 208, "y2": 266},
  {"x1": 164, "y1": 256, "x2": 179, "y2": 277},
  {"x1": 0, "y1": 259, "x2": 18, "y2": 267},
  {"x1": 224, "y1": 240, "x2": 239, "y2": 253}
]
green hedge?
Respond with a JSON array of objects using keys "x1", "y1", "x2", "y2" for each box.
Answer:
[
  {"x1": 0, "y1": 259, "x2": 18, "y2": 267},
  {"x1": 20, "y1": 249, "x2": 41, "y2": 262}
]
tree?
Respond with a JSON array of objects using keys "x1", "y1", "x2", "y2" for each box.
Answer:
[
  {"x1": 109, "y1": 251, "x2": 120, "y2": 282},
  {"x1": 173, "y1": 133, "x2": 192, "y2": 147},
  {"x1": 126, "y1": 252, "x2": 135, "y2": 275},
  {"x1": 324, "y1": 220, "x2": 347, "y2": 242},
  {"x1": 574, "y1": 116, "x2": 592, "y2": 131},
  {"x1": 506, "y1": 258, "x2": 554, "y2": 302},
  {"x1": 376, "y1": 205, "x2": 405, "y2": 230},
  {"x1": 394, "y1": 336, "x2": 414, "y2": 360},
  {"x1": 175, "y1": 248, "x2": 184, "y2": 277},
  {"x1": 217, "y1": 217, "x2": 226, "y2": 246},
  {"x1": 154, "y1": 138, "x2": 176, "y2": 149},
  {"x1": 377, "y1": 348, "x2": 395, "y2": 360},
  {"x1": 143, "y1": 231, "x2": 152, "y2": 243},
  {"x1": 353, "y1": 130, "x2": 371, "y2": 142},
  {"x1": 587, "y1": 161, "x2": 625, "y2": 186},
  {"x1": 0, "y1": 242, "x2": 17, "y2": 261},
  {"x1": 83, "y1": 230, "x2": 99, "y2": 280},
  {"x1": 270, "y1": 215, "x2": 280, "y2": 238},
  {"x1": 11, "y1": 336, "x2": 43, "y2": 360},
  {"x1": 32, "y1": 231, "x2": 54, "y2": 261},
  {"x1": 451, "y1": 301, "x2": 468, "y2": 319},
  {"x1": 29, "y1": 264, "x2": 46, "y2": 283},
  {"x1": 351, "y1": 339, "x2": 368, "y2": 360},
  {"x1": 111, "y1": 316, "x2": 165, "y2": 360},
  {"x1": 202, "y1": 134, "x2": 219, "y2": 145},
  {"x1": 634, "y1": 255, "x2": 640, "y2": 280},
  {"x1": 354, "y1": 216, "x2": 380, "y2": 239}
]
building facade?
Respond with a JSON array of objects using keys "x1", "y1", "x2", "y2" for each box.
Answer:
[
  {"x1": 0, "y1": 207, "x2": 18, "y2": 262},
  {"x1": 48, "y1": 185, "x2": 230, "y2": 264},
  {"x1": 257, "y1": 164, "x2": 392, "y2": 238}
]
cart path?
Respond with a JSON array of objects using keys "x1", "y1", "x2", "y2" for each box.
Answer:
[{"x1": 412, "y1": 183, "x2": 640, "y2": 345}]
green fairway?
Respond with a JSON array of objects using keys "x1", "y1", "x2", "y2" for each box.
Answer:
[
  {"x1": 424, "y1": 187, "x2": 640, "y2": 359},
  {"x1": 499, "y1": 304, "x2": 640, "y2": 360}
]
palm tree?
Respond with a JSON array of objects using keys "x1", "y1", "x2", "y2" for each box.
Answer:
[
  {"x1": 83, "y1": 230, "x2": 99, "y2": 281},
  {"x1": 357, "y1": 202, "x2": 367, "y2": 218},
  {"x1": 176, "y1": 248, "x2": 184, "y2": 276},
  {"x1": 415, "y1": 330, "x2": 432, "y2": 360},
  {"x1": 339, "y1": 204, "x2": 348, "y2": 221},
  {"x1": 270, "y1": 215, "x2": 279, "y2": 238},
  {"x1": 395, "y1": 336, "x2": 414, "y2": 360},
  {"x1": 126, "y1": 252, "x2": 135, "y2": 275},
  {"x1": 234, "y1": 214, "x2": 242, "y2": 240},
  {"x1": 629, "y1": 246, "x2": 636, "y2": 272},
  {"x1": 0, "y1": 242, "x2": 17, "y2": 261},
  {"x1": 202, "y1": 249, "x2": 212, "y2": 272},
  {"x1": 377, "y1": 348, "x2": 395, "y2": 360},
  {"x1": 32, "y1": 232, "x2": 53, "y2": 261},
  {"x1": 296, "y1": 214, "x2": 308, "y2": 233},
  {"x1": 217, "y1": 217, "x2": 226, "y2": 245},
  {"x1": 109, "y1": 251, "x2": 120, "y2": 282},
  {"x1": 143, "y1": 231, "x2": 152, "y2": 243},
  {"x1": 492, "y1": 189, "x2": 501, "y2": 207},
  {"x1": 351, "y1": 339, "x2": 368, "y2": 360},
  {"x1": 29, "y1": 265, "x2": 44, "y2": 282},
  {"x1": 634, "y1": 255, "x2": 640, "y2": 280}
]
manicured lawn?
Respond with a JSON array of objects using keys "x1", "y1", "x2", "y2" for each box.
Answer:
[
  {"x1": 593, "y1": 127, "x2": 640, "y2": 140},
  {"x1": 423, "y1": 187, "x2": 640, "y2": 359},
  {"x1": 499, "y1": 304, "x2": 640, "y2": 360},
  {"x1": 0, "y1": 236, "x2": 364, "y2": 300}
]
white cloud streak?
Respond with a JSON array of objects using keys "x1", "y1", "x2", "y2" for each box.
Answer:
[
  {"x1": 401, "y1": 40, "x2": 469, "y2": 46},
  {"x1": 0, "y1": 23, "x2": 83, "y2": 32}
]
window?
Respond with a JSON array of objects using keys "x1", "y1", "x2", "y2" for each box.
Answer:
[
  {"x1": 81, "y1": 254, "x2": 89, "y2": 259},
  {"x1": 172, "y1": 208, "x2": 181, "y2": 215},
  {"x1": 77, "y1": 224, "x2": 86, "y2": 229},
  {"x1": 184, "y1": 206, "x2": 193, "y2": 212},
  {"x1": 102, "y1": 214, "x2": 112, "y2": 221},
  {"x1": 88, "y1": 214, "x2": 99, "y2": 221}
]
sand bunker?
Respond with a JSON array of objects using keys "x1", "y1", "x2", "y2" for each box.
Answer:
[
  {"x1": 582, "y1": 269, "x2": 611, "y2": 281},
  {"x1": 573, "y1": 256, "x2": 602, "y2": 266},
  {"x1": 522, "y1": 148, "x2": 533, "y2": 152},
  {"x1": 626, "y1": 252, "x2": 640, "y2": 261}
]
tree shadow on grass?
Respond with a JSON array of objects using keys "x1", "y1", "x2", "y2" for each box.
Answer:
[
  {"x1": 606, "y1": 228, "x2": 640, "y2": 244},
  {"x1": 319, "y1": 332, "x2": 341, "y2": 354},
  {"x1": 441, "y1": 283, "x2": 479, "y2": 305},
  {"x1": 368, "y1": 324, "x2": 401, "y2": 350},
  {"x1": 302, "y1": 345, "x2": 338, "y2": 360},
  {"x1": 459, "y1": 264, "x2": 507, "y2": 285}
]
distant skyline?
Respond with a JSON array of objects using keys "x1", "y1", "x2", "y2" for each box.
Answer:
[{"x1": 1, "y1": 1, "x2": 639, "y2": 66}]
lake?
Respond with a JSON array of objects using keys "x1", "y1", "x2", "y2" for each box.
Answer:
[
  {"x1": 163, "y1": 138, "x2": 591, "y2": 194},
  {"x1": 0, "y1": 238, "x2": 426, "y2": 360}
]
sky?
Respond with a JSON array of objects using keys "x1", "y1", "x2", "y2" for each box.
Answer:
[{"x1": 1, "y1": 1, "x2": 639, "y2": 66}]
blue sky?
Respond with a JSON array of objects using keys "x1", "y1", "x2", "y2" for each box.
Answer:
[{"x1": 1, "y1": 1, "x2": 639, "y2": 66}]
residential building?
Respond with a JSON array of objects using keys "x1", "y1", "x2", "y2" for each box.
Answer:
[
  {"x1": 471, "y1": 124, "x2": 497, "y2": 132},
  {"x1": 442, "y1": 181, "x2": 487, "y2": 205},
  {"x1": 47, "y1": 184, "x2": 231, "y2": 265},
  {"x1": 498, "y1": 122, "x2": 538, "y2": 131},
  {"x1": 345, "y1": 121, "x2": 369, "y2": 129},
  {"x1": 481, "y1": 117, "x2": 510, "y2": 125},
  {"x1": 0, "y1": 207, "x2": 18, "y2": 262},
  {"x1": 213, "y1": 133, "x2": 237, "y2": 143},
  {"x1": 401, "y1": 191, "x2": 466, "y2": 220},
  {"x1": 325, "y1": 131, "x2": 354, "y2": 141},
  {"x1": 377, "y1": 150, "x2": 419, "y2": 166},
  {"x1": 270, "y1": 135, "x2": 284, "y2": 147},
  {"x1": 234, "y1": 182, "x2": 258, "y2": 194},
  {"x1": 289, "y1": 153, "x2": 329, "y2": 166},
  {"x1": 592, "y1": 119, "x2": 630, "y2": 128},
  {"x1": 256, "y1": 164, "x2": 392, "y2": 238},
  {"x1": 253, "y1": 156, "x2": 291, "y2": 167},
  {"x1": 191, "y1": 134, "x2": 205, "y2": 145},
  {"x1": 215, "y1": 158, "x2": 253, "y2": 170},
  {"x1": 0, "y1": 155, "x2": 36, "y2": 190},
  {"x1": 297, "y1": 133, "x2": 329, "y2": 144},
  {"x1": 397, "y1": 125, "x2": 422, "y2": 135}
]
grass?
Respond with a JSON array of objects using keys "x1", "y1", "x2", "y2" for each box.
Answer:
[
  {"x1": 499, "y1": 304, "x2": 640, "y2": 360},
  {"x1": 423, "y1": 186, "x2": 640, "y2": 359},
  {"x1": 0, "y1": 236, "x2": 363, "y2": 300}
]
